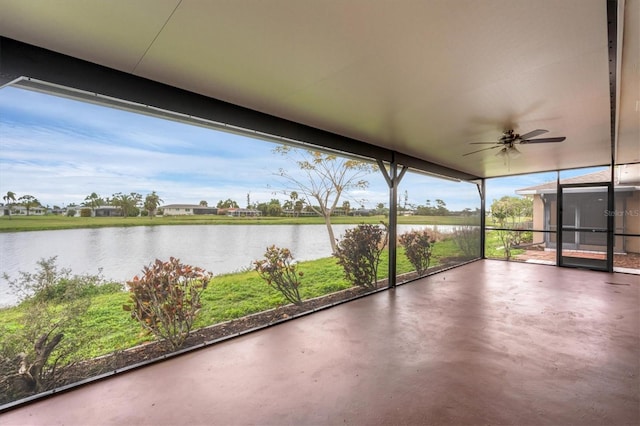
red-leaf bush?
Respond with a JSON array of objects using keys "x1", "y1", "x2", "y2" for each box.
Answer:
[
  {"x1": 334, "y1": 224, "x2": 388, "y2": 289},
  {"x1": 254, "y1": 245, "x2": 303, "y2": 306},
  {"x1": 398, "y1": 229, "x2": 436, "y2": 276},
  {"x1": 124, "y1": 257, "x2": 212, "y2": 349}
]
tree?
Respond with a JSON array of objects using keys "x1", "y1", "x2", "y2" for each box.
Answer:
[
  {"x1": 287, "y1": 191, "x2": 299, "y2": 216},
  {"x1": 111, "y1": 192, "x2": 142, "y2": 217},
  {"x1": 144, "y1": 191, "x2": 163, "y2": 219},
  {"x1": 490, "y1": 196, "x2": 534, "y2": 259},
  {"x1": 2, "y1": 191, "x2": 16, "y2": 219},
  {"x1": 199, "y1": 200, "x2": 208, "y2": 207},
  {"x1": 217, "y1": 199, "x2": 239, "y2": 209},
  {"x1": 82, "y1": 192, "x2": 104, "y2": 215},
  {"x1": 274, "y1": 145, "x2": 376, "y2": 252},
  {"x1": 18, "y1": 195, "x2": 40, "y2": 216},
  {"x1": 266, "y1": 199, "x2": 282, "y2": 217},
  {"x1": 342, "y1": 200, "x2": 351, "y2": 216},
  {"x1": 435, "y1": 199, "x2": 449, "y2": 216},
  {"x1": 294, "y1": 199, "x2": 305, "y2": 217}
]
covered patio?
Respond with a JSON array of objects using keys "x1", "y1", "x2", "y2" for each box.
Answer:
[
  {"x1": 2, "y1": 260, "x2": 638, "y2": 425},
  {"x1": 0, "y1": 0, "x2": 639, "y2": 422}
]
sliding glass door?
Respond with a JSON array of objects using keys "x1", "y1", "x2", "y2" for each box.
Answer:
[{"x1": 558, "y1": 183, "x2": 612, "y2": 271}]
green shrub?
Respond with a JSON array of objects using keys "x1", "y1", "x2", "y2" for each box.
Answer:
[
  {"x1": 3, "y1": 257, "x2": 121, "y2": 304},
  {"x1": 451, "y1": 226, "x2": 481, "y2": 258},
  {"x1": 334, "y1": 223, "x2": 388, "y2": 289},
  {"x1": 123, "y1": 258, "x2": 212, "y2": 349},
  {"x1": 399, "y1": 229, "x2": 436, "y2": 276},
  {"x1": 66, "y1": 209, "x2": 76, "y2": 217},
  {"x1": 254, "y1": 245, "x2": 303, "y2": 306},
  {"x1": 0, "y1": 257, "x2": 92, "y2": 402}
]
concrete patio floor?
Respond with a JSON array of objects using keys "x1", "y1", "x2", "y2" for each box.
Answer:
[{"x1": 1, "y1": 260, "x2": 638, "y2": 425}]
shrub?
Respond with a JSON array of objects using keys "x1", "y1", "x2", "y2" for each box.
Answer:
[
  {"x1": 3, "y1": 257, "x2": 121, "y2": 303},
  {"x1": 80, "y1": 208, "x2": 92, "y2": 217},
  {"x1": 0, "y1": 258, "x2": 92, "y2": 401},
  {"x1": 253, "y1": 245, "x2": 303, "y2": 306},
  {"x1": 452, "y1": 226, "x2": 481, "y2": 258},
  {"x1": 66, "y1": 209, "x2": 76, "y2": 217},
  {"x1": 127, "y1": 207, "x2": 140, "y2": 217},
  {"x1": 398, "y1": 229, "x2": 436, "y2": 276},
  {"x1": 123, "y1": 258, "x2": 212, "y2": 349},
  {"x1": 334, "y1": 223, "x2": 388, "y2": 289}
]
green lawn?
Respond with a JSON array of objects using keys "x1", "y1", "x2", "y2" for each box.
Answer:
[
  {"x1": 0, "y1": 239, "x2": 466, "y2": 361},
  {"x1": 484, "y1": 230, "x2": 526, "y2": 259},
  {"x1": 0, "y1": 214, "x2": 479, "y2": 233}
]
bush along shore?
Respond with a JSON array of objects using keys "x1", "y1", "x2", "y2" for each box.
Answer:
[{"x1": 0, "y1": 225, "x2": 480, "y2": 406}]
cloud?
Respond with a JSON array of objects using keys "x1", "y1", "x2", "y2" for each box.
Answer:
[{"x1": 1, "y1": 85, "x2": 508, "y2": 211}]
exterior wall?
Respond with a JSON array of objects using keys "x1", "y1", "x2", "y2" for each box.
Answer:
[
  {"x1": 532, "y1": 195, "x2": 545, "y2": 245},
  {"x1": 95, "y1": 207, "x2": 122, "y2": 217},
  {"x1": 163, "y1": 207, "x2": 194, "y2": 216},
  {"x1": 226, "y1": 208, "x2": 261, "y2": 217},
  {"x1": 3, "y1": 206, "x2": 46, "y2": 216}
]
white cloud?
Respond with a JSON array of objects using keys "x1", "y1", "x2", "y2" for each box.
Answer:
[{"x1": 1, "y1": 86, "x2": 500, "y2": 211}]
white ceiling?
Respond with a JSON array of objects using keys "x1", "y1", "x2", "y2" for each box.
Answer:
[{"x1": 0, "y1": 0, "x2": 638, "y2": 178}]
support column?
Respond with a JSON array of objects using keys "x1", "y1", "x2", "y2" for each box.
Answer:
[
  {"x1": 478, "y1": 179, "x2": 486, "y2": 259},
  {"x1": 378, "y1": 154, "x2": 408, "y2": 288}
]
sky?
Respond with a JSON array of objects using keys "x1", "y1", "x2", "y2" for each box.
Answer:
[{"x1": 0, "y1": 86, "x2": 603, "y2": 212}]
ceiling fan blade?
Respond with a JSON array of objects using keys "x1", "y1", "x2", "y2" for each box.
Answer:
[
  {"x1": 518, "y1": 129, "x2": 548, "y2": 140},
  {"x1": 519, "y1": 136, "x2": 566, "y2": 144},
  {"x1": 463, "y1": 145, "x2": 501, "y2": 156},
  {"x1": 469, "y1": 142, "x2": 502, "y2": 145}
]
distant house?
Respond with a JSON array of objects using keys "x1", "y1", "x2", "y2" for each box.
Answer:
[
  {"x1": 94, "y1": 206, "x2": 123, "y2": 217},
  {"x1": 162, "y1": 204, "x2": 218, "y2": 216},
  {"x1": 225, "y1": 208, "x2": 261, "y2": 217},
  {"x1": 350, "y1": 208, "x2": 373, "y2": 216},
  {"x1": 0, "y1": 205, "x2": 46, "y2": 216},
  {"x1": 516, "y1": 167, "x2": 639, "y2": 254}
]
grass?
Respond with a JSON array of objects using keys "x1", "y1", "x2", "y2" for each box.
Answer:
[
  {"x1": 0, "y1": 238, "x2": 467, "y2": 361},
  {"x1": 484, "y1": 230, "x2": 526, "y2": 259},
  {"x1": 0, "y1": 214, "x2": 479, "y2": 233}
]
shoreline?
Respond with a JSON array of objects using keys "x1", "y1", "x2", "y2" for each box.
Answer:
[{"x1": 0, "y1": 214, "x2": 479, "y2": 233}]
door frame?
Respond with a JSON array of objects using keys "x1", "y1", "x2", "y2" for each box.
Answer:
[{"x1": 557, "y1": 182, "x2": 614, "y2": 271}]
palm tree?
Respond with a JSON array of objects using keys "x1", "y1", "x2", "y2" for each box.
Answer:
[
  {"x1": 18, "y1": 194, "x2": 40, "y2": 216},
  {"x1": 289, "y1": 191, "x2": 299, "y2": 217},
  {"x1": 144, "y1": 191, "x2": 164, "y2": 219},
  {"x1": 342, "y1": 200, "x2": 351, "y2": 216},
  {"x1": 83, "y1": 192, "x2": 103, "y2": 216},
  {"x1": 3, "y1": 191, "x2": 16, "y2": 218}
]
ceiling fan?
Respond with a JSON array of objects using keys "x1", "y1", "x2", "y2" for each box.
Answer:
[{"x1": 463, "y1": 129, "x2": 566, "y2": 158}]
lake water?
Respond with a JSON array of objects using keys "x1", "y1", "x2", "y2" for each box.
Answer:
[{"x1": 0, "y1": 224, "x2": 457, "y2": 307}]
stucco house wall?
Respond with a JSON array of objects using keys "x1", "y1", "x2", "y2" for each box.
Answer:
[{"x1": 519, "y1": 169, "x2": 639, "y2": 254}]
